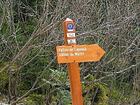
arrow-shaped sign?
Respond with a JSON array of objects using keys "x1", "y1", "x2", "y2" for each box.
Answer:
[{"x1": 56, "y1": 44, "x2": 105, "y2": 63}]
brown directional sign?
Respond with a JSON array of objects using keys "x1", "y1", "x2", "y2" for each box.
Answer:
[{"x1": 56, "y1": 44, "x2": 105, "y2": 63}]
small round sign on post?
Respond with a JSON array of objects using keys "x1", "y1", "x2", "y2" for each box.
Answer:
[{"x1": 67, "y1": 23, "x2": 74, "y2": 31}]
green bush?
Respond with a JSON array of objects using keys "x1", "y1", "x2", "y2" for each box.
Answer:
[
  {"x1": 0, "y1": 63, "x2": 9, "y2": 94},
  {"x1": 24, "y1": 94, "x2": 45, "y2": 105},
  {"x1": 83, "y1": 74, "x2": 109, "y2": 105}
]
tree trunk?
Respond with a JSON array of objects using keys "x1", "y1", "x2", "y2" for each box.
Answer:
[{"x1": 8, "y1": 66, "x2": 18, "y2": 105}]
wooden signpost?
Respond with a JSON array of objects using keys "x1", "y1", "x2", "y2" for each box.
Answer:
[{"x1": 56, "y1": 18, "x2": 105, "y2": 105}]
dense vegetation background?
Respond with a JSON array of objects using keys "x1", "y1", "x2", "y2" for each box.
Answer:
[{"x1": 0, "y1": 0, "x2": 140, "y2": 105}]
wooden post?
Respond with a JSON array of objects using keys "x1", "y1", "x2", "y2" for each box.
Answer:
[
  {"x1": 63, "y1": 18, "x2": 83, "y2": 105},
  {"x1": 56, "y1": 18, "x2": 105, "y2": 105}
]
